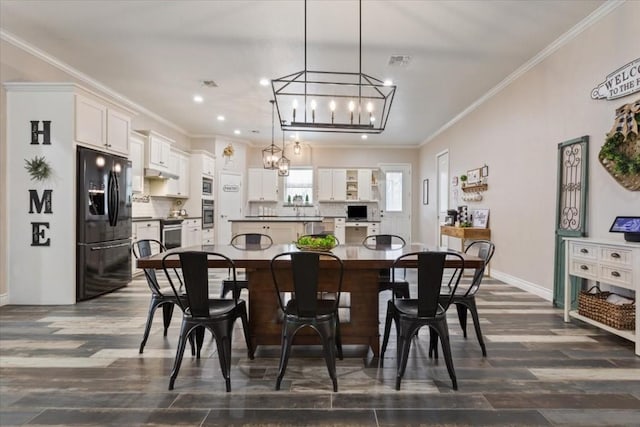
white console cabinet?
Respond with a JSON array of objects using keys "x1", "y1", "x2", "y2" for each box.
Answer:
[{"x1": 563, "y1": 238, "x2": 639, "y2": 356}]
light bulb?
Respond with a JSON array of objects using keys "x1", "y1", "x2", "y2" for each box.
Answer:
[
  {"x1": 329, "y1": 100, "x2": 336, "y2": 111},
  {"x1": 366, "y1": 102, "x2": 373, "y2": 112},
  {"x1": 311, "y1": 99, "x2": 317, "y2": 110},
  {"x1": 348, "y1": 101, "x2": 355, "y2": 112}
]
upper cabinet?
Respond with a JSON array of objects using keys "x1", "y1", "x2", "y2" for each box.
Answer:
[
  {"x1": 129, "y1": 132, "x2": 145, "y2": 193},
  {"x1": 346, "y1": 169, "x2": 375, "y2": 201},
  {"x1": 165, "y1": 150, "x2": 190, "y2": 198},
  {"x1": 201, "y1": 154, "x2": 215, "y2": 178},
  {"x1": 318, "y1": 168, "x2": 347, "y2": 201},
  {"x1": 75, "y1": 94, "x2": 131, "y2": 156},
  {"x1": 145, "y1": 131, "x2": 172, "y2": 172},
  {"x1": 247, "y1": 168, "x2": 278, "y2": 201}
]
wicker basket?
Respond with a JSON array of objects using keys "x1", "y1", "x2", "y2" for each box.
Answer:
[{"x1": 578, "y1": 287, "x2": 635, "y2": 330}]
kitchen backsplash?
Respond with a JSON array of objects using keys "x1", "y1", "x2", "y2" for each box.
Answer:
[{"x1": 132, "y1": 197, "x2": 176, "y2": 218}]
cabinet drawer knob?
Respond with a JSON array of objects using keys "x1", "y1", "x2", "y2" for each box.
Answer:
[
  {"x1": 580, "y1": 248, "x2": 589, "y2": 254},
  {"x1": 580, "y1": 265, "x2": 589, "y2": 270},
  {"x1": 611, "y1": 271, "x2": 621, "y2": 278},
  {"x1": 610, "y1": 252, "x2": 620, "y2": 259}
]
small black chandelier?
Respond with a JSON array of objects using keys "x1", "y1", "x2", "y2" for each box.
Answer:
[
  {"x1": 277, "y1": 132, "x2": 290, "y2": 177},
  {"x1": 262, "y1": 100, "x2": 282, "y2": 169},
  {"x1": 272, "y1": 0, "x2": 396, "y2": 134}
]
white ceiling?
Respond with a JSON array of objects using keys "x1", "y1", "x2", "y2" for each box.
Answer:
[{"x1": 0, "y1": 0, "x2": 606, "y2": 147}]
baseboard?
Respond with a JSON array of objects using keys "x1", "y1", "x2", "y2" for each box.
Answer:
[
  {"x1": 0, "y1": 292, "x2": 9, "y2": 306},
  {"x1": 490, "y1": 269, "x2": 553, "y2": 302}
]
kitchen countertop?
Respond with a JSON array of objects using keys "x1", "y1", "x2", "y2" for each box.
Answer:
[
  {"x1": 231, "y1": 216, "x2": 323, "y2": 222},
  {"x1": 132, "y1": 216, "x2": 202, "y2": 222}
]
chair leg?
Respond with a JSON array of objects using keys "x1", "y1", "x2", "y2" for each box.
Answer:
[
  {"x1": 380, "y1": 300, "x2": 395, "y2": 358},
  {"x1": 276, "y1": 321, "x2": 295, "y2": 391},
  {"x1": 238, "y1": 304, "x2": 254, "y2": 359},
  {"x1": 466, "y1": 299, "x2": 487, "y2": 357},
  {"x1": 162, "y1": 303, "x2": 174, "y2": 337},
  {"x1": 395, "y1": 319, "x2": 416, "y2": 391},
  {"x1": 335, "y1": 312, "x2": 343, "y2": 360},
  {"x1": 195, "y1": 326, "x2": 205, "y2": 359},
  {"x1": 434, "y1": 320, "x2": 457, "y2": 390},
  {"x1": 212, "y1": 321, "x2": 234, "y2": 392},
  {"x1": 139, "y1": 297, "x2": 161, "y2": 354},
  {"x1": 456, "y1": 303, "x2": 468, "y2": 338},
  {"x1": 168, "y1": 321, "x2": 190, "y2": 390},
  {"x1": 318, "y1": 320, "x2": 338, "y2": 392},
  {"x1": 428, "y1": 326, "x2": 439, "y2": 359}
]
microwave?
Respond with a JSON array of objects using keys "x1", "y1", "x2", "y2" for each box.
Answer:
[{"x1": 202, "y1": 177, "x2": 213, "y2": 196}]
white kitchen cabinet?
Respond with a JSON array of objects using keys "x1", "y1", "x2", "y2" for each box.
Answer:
[
  {"x1": 145, "y1": 131, "x2": 172, "y2": 172},
  {"x1": 247, "y1": 168, "x2": 278, "y2": 201},
  {"x1": 367, "y1": 222, "x2": 380, "y2": 236},
  {"x1": 346, "y1": 169, "x2": 373, "y2": 201},
  {"x1": 131, "y1": 220, "x2": 160, "y2": 276},
  {"x1": 182, "y1": 218, "x2": 202, "y2": 248},
  {"x1": 202, "y1": 228, "x2": 215, "y2": 245},
  {"x1": 75, "y1": 94, "x2": 131, "y2": 156},
  {"x1": 232, "y1": 221, "x2": 304, "y2": 244},
  {"x1": 129, "y1": 133, "x2": 144, "y2": 193},
  {"x1": 202, "y1": 154, "x2": 215, "y2": 178},
  {"x1": 318, "y1": 169, "x2": 346, "y2": 201},
  {"x1": 165, "y1": 150, "x2": 189, "y2": 198},
  {"x1": 334, "y1": 217, "x2": 346, "y2": 244}
]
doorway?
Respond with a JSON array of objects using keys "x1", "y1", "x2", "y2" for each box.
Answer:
[
  {"x1": 379, "y1": 164, "x2": 411, "y2": 242},
  {"x1": 436, "y1": 150, "x2": 450, "y2": 248},
  {"x1": 217, "y1": 172, "x2": 242, "y2": 245}
]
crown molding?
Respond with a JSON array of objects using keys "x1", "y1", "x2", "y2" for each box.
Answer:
[
  {"x1": 420, "y1": 0, "x2": 625, "y2": 147},
  {"x1": 1, "y1": 28, "x2": 189, "y2": 136}
]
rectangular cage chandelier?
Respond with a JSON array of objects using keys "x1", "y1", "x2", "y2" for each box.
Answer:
[{"x1": 271, "y1": 0, "x2": 396, "y2": 134}]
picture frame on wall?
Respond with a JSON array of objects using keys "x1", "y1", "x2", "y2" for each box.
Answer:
[
  {"x1": 467, "y1": 168, "x2": 481, "y2": 184},
  {"x1": 481, "y1": 165, "x2": 489, "y2": 177},
  {"x1": 472, "y1": 209, "x2": 490, "y2": 228},
  {"x1": 423, "y1": 179, "x2": 429, "y2": 205}
]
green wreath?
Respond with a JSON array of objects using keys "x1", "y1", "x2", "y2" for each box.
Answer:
[
  {"x1": 24, "y1": 155, "x2": 52, "y2": 181},
  {"x1": 599, "y1": 112, "x2": 640, "y2": 175}
]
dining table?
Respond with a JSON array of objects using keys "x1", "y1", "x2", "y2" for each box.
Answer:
[{"x1": 136, "y1": 243, "x2": 484, "y2": 357}]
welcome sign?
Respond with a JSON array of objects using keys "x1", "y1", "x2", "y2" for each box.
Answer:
[{"x1": 591, "y1": 58, "x2": 640, "y2": 100}]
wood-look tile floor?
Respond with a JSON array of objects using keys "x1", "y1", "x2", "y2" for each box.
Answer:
[{"x1": 1, "y1": 272, "x2": 639, "y2": 426}]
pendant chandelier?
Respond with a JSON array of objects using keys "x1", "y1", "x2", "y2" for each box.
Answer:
[
  {"x1": 262, "y1": 100, "x2": 282, "y2": 169},
  {"x1": 293, "y1": 140, "x2": 301, "y2": 155},
  {"x1": 272, "y1": 0, "x2": 396, "y2": 134},
  {"x1": 277, "y1": 132, "x2": 290, "y2": 176}
]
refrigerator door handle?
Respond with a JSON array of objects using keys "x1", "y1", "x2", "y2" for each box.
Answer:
[
  {"x1": 90, "y1": 242, "x2": 131, "y2": 251},
  {"x1": 113, "y1": 172, "x2": 120, "y2": 226},
  {"x1": 107, "y1": 171, "x2": 116, "y2": 226}
]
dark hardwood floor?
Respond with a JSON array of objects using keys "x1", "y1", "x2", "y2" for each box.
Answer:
[{"x1": 1, "y1": 272, "x2": 639, "y2": 426}]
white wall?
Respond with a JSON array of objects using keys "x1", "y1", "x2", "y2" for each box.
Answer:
[{"x1": 418, "y1": 1, "x2": 640, "y2": 299}]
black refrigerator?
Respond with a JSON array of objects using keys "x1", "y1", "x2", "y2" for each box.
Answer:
[{"x1": 77, "y1": 146, "x2": 132, "y2": 301}]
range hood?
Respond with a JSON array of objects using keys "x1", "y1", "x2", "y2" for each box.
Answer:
[{"x1": 144, "y1": 168, "x2": 178, "y2": 180}]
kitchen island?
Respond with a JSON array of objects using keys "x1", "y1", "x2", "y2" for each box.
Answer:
[{"x1": 230, "y1": 217, "x2": 323, "y2": 244}]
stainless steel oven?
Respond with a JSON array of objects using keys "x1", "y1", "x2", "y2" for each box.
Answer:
[
  {"x1": 161, "y1": 219, "x2": 183, "y2": 249},
  {"x1": 202, "y1": 199, "x2": 214, "y2": 229},
  {"x1": 202, "y1": 177, "x2": 213, "y2": 197}
]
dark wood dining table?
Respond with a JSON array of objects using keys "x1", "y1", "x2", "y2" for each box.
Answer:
[{"x1": 136, "y1": 243, "x2": 484, "y2": 357}]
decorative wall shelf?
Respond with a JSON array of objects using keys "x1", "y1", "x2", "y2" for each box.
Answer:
[{"x1": 461, "y1": 183, "x2": 488, "y2": 193}]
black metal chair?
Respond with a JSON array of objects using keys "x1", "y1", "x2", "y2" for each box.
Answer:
[
  {"x1": 132, "y1": 239, "x2": 185, "y2": 354},
  {"x1": 220, "y1": 233, "x2": 273, "y2": 299},
  {"x1": 430, "y1": 240, "x2": 495, "y2": 357},
  {"x1": 270, "y1": 251, "x2": 344, "y2": 392},
  {"x1": 380, "y1": 251, "x2": 465, "y2": 390},
  {"x1": 162, "y1": 251, "x2": 253, "y2": 392},
  {"x1": 362, "y1": 234, "x2": 410, "y2": 299}
]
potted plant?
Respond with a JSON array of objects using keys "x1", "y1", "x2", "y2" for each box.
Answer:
[{"x1": 460, "y1": 174, "x2": 468, "y2": 187}]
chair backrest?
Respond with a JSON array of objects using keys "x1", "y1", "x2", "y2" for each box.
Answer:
[
  {"x1": 230, "y1": 233, "x2": 273, "y2": 250},
  {"x1": 298, "y1": 234, "x2": 340, "y2": 245},
  {"x1": 271, "y1": 251, "x2": 344, "y2": 317},
  {"x1": 132, "y1": 239, "x2": 167, "y2": 295},
  {"x1": 162, "y1": 251, "x2": 237, "y2": 317},
  {"x1": 362, "y1": 234, "x2": 406, "y2": 250},
  {"x1": 393, "y1": 251, "x2": 464, "y2": 317},
  {"x1": 464, "y1": 240, "x2": 495, "y2": 296}
]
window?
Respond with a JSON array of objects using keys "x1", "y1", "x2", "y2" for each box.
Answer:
[
  {"x1": 385, "y1": 171, "x2": 402, "y2": 212},
  {"x1": 284, "y1": 168, "x2": 313, "y2": 203}
]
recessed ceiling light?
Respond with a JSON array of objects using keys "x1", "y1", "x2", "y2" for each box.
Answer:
[
  {"x1": 193, "y1": 95, "x2": 203, "y2": 103},
  {"x1": 383, "y1": 79, "x2": 393, "y2": 86},
  {"x1": 234, "y1": 129, "x2": 241, "y2": 135},
  {"x1": 259, "y1": 78, "x2": 270, "y2": 86},
  {"x1": 361, "y1": 134, "x2": 368, "y2": 140},
  {"x1": 217, "y1": 115, "x2": 225, "y2": 121}
]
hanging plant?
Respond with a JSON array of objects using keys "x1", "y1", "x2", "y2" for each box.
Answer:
[
  {"x1": 24, "y1": 155, "x2": 52, "y2": 181},
  {"x1": 599, "y1": 99, "x2": 640, "y2": 191}
]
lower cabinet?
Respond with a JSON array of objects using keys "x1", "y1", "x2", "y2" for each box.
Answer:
[
  {"x1": 182, "y1": 218, "x2": 202, "y2": 248},
  {"x1": 132, "y1": 220, "x2": 160, "y2": 277},
  {"x1": 202, "y1": 228, "x2": 214, "y2": 245},
  {"x1": 232, "y1": 221, "x2": 305, "y2": 244}
]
